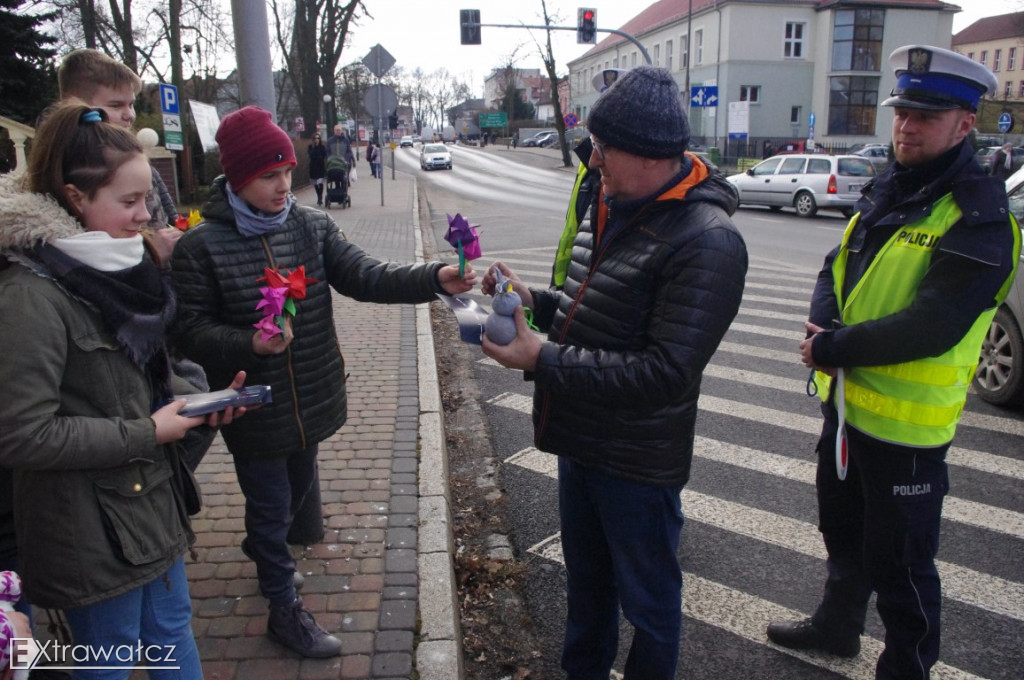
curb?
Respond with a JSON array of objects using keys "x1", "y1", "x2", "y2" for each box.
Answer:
[{"x1": 411, "y1": 179, "x2": 465, "y2": 680}]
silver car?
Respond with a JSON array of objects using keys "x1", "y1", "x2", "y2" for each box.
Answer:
[
  {"x1": 727, "y1": 154, "x2": 876, "y2": 218},
  {"x1": 973, "y1": 166, "x2": 1024, "y2": 406},
  {"x1": 419, "y1": 143, "x2": 452, "y2": 171}
]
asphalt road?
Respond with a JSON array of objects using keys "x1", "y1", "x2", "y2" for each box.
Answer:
[{"x1": 401, "y1": 143, "x2": 1024, "y2": 680}]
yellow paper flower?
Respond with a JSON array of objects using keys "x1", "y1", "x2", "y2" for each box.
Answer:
[{"x1": 188, "y1": 209, "x2": 202, "y2": 227}]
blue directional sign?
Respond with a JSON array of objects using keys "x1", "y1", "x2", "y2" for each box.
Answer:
[
  {"x1": 159, "y1": 83, "x2": 179, "y2": 115},
  {"x1": 690, "y1": 86, "x2": 719, "y2": 108},
  {"x1": 998, "y1": 112, "x2": 1014, "y2": 133}
]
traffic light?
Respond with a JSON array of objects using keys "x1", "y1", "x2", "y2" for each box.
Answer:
[
  {"x1": 388, "y1": 112, "x2": 399, "y2": 130},
  {"x1": 460, "y1": 9, "x2": 481, "y2": 45},
  {"x1": 577, "y1": 7, "x2": 596, "y2": 44}
]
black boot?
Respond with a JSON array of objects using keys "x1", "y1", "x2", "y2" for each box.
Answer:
[
  {"x1": 241, "y1": 537, "x2": 304, "y2": 591},
  {"x1": 766, "y1": 618, "x2": 860, "y2": 657},
  {"x1": 267, "y1": 598, "x2": 342, "y2": 658},
  {"x1": 314, "y1": 184, "x2": 323, "y2": 206}
]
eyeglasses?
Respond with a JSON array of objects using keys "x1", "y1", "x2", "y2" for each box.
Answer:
[{"x1": 590, "y1": 136, "x2": 607, "y2": 161}]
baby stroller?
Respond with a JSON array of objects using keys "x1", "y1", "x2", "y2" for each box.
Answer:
[{"x1": 324, "y1": 156, "x2": 351, "y2": 209}]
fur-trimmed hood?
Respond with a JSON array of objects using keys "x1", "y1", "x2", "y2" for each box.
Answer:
[{"x1": 0, "y1": 173, "x2": 84, "y2": 252}]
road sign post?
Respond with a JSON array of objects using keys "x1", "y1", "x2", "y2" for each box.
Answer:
[{"x1": 158, "y1": 84, "x2": 183, "y2": 151}]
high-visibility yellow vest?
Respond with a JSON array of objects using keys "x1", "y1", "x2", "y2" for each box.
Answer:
[
  {"x1": 552, "y1": 163, "x2": 591, "y2": 288},
  {"x1": 814, "y1": 194, "x2": 1020, "y2": 447}
]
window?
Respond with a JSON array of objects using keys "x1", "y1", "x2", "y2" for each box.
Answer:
[
  {"x1": 740, "y1": 85, "x2": 761, "y2": 103},
  {"x1": 1020, "y1": 81, "x2": 1024, "y2": 98},
  {"x1": 968, "y1": 52, "x2": 975, "y2": 60},
  {"x1": 666, "y1": 40, "x2": 673, "y2": 71},
  {"x1": 631, "y1": 52, "x2": 638, "y2": 68},
  {"x1": 1010, "y1": 47, "x2": 1017, "y2": 71},
  {"x1": 681, "y1": 35, "x2": 689, "y2": 69},
  {"x1": 779, "y1": 157, "x2": 807, "y2": 174},
  {"x1": 980, "y1": 50, "x2": 988, "y2": 66},
  {"x1": 808, "y1": 158, "x2": 832, "y2": 174},
  {"x1": 827, "y1": 75, "x2": 880, "y2": 135},
  {"x1": 832, "y1": 9, "x2": 884, "y2": 71},
  {"x1": 654, "y1": 44, "x2": 661, "y2": 68},
  {"x1": 791, "y1": 106, "x2": 802, "y2": 125},
  {"x1": 753, "y1": 157, "x2": 782, "y2": 176},
  {"x1": 695, "y1": 29, "x2": 704, "y2": 65},
  {"x1": 1007, "y1": 81, "x2": 1013, "y2": 98},
  {"x1": 995, "y1": 49, "x2": 1002, "y2": 71},
  {"x1": 784, "y1": 22, "x2": 805, "y2": 58}
]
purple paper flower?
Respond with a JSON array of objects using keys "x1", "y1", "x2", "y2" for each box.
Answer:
[
  {"x1": 256, "y1": 285, "x2": 287, "y2": 317},
  {"x1": 253, "y1": 315, "x2": 283, "y2": 341}
]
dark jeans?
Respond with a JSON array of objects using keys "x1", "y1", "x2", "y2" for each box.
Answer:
[
  {"x1": 233, "y1": 444, "x2": 319, "y2": 606},
  {"x1": 558, "y1": 457, "x2": 685, "y2": 680},
  {"x1": 813, "y1": 414, "x2": 948, "y2": 680}
]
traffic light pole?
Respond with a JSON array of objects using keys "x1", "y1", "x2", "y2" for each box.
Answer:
[{"x1": 460, "y1": 21, "x2": 652, "y2": 65}]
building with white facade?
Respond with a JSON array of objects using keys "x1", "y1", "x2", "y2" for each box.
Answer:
[{"x1": 567, "y1": 0, "x2": 963, "y2": 155}]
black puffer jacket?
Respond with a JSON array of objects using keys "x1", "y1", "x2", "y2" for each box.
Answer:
[
  {"x1": 528, "y1": 158, "x2": 747, "y2": 487},
  {"x1": 171, "y1": 177, "x2": 445, "y2": 458}
]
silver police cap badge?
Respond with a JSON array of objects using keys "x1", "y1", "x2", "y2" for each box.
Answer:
[{"x1": 908, "y1": 48, "x2": 932, "y2": 75}]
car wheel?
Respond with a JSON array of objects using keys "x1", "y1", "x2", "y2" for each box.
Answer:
[
  {"x1": 973, "y1": 306, "x2": 1024, "y2": 406},
  {"x1": 794, "y1": 191, "x2": 818, "y2": 218}
]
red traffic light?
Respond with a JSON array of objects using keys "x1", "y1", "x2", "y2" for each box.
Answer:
[{"x1": 583, "y1": 10, "x2": 593, "y2": 20}]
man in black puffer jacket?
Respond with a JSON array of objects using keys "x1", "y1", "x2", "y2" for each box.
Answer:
[
  {"x1": 171, "y1": 107, "x2": 476, "y2": 659},
  {"x1": 483, "y1": 67, "x2": 748, "y2": 679}
]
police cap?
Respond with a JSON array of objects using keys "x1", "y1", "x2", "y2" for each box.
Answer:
[
  {"x1": 592, "y1": 68, "x2": 629, "y2": 94},
  {"x1": 882, "y1": 45, "x2": 998, "y2": 112}
]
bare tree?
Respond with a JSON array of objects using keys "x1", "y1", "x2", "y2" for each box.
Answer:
[
  {"x1": 533, "y1": 0, "x2": 572, "y2": 167},
  {"x1": 271, "y1": 0, "x2": 367, "y2": 139}
]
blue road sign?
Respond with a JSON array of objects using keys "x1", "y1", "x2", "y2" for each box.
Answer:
[
  {"x1": 159, "y1": 84, "x2": 179, "y2": 115},
  {"x1": 998, "y1": 112, "x2": 1014, "y2": 134},
  {"x1": 564, "y1": 113, "x2": 579, "y2": 128},
  {"x1": 690, "y1": 86, "x2": 719, "y2": 108}
]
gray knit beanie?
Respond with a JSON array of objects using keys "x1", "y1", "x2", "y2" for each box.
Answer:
[{"x1": 586, "y1": 66, "x2": 689, "y2": 159}]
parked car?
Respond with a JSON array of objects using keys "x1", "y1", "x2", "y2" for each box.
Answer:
[
  {"x1": 522, "y1": 130, "x2": 557, "y2": 147},
  {"x1": 975, "y1": 145, "x2": 1024, "y2": 176},
  {"x1": 420, "y1": 143, "x2": 452, "y2": 170},
  {"x1": 399, "y1": 135, "x2": 414, "y2": 148},
  {"x1": 973, "y1": 165, "x2": 1024, "y2": 406},
  {"x1": 850, "y1": 143, "x2": 892, "y2": 173},
  {"x1": 726, "y1": 154, "x2": 876, "y2": 218}
]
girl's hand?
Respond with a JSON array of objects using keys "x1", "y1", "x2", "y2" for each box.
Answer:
[
  {"x1": 438, "y1": 264, "x2": 477, "y2": 293},
  {"x1": 203, "y1": 371, "x2": 249, "y2": 426},
  {"x1": 151, "y1": 400, "x2": 205, "y2": 444}
]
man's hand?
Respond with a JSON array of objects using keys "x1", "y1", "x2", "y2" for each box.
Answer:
[
  {"x1": 482, "y1": 262, "x2": 534, "y2": 308},
  {"x1": 800, "y1": 321, "x2": 836, "y2": 376},
  {"x1": 482, "y1": 307, "x2": 542, "y2": 371}
]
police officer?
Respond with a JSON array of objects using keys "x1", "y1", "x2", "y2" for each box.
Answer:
[{"x1": 767, "y1": 45, "x2": 1020, "y2": 679}]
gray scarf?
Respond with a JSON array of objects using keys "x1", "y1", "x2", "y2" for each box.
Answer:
[{"x1": 226, "y1": 184, "x2": 294, "y2": 237}]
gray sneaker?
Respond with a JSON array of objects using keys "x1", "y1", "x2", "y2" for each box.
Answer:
[{"x1": 267, "y1": 598, "x2": 342, "y2": 658}]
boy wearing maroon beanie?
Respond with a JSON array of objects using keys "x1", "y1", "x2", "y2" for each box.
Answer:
[{"x1": 170, "y1": 106, "x2": 477, "y2": 658}]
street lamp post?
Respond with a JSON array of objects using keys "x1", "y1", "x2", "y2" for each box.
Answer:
[{"x1": 323, "y1": 94, "x2": 332, "y2": 136}]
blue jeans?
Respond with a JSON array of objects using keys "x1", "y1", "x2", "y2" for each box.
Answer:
[
  {"x1": 558, "y1": 457, "x2": 685, "y2": 680},
  {"x1": 63, "y1": 557, "x2": 201, "y2": 680},
  {"x1": 233, "y1": 445, "x2": 319, "y2": 605}
]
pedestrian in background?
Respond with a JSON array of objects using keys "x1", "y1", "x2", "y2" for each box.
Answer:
[
  {"x1": 370, "y1": 142, "x2": 382, "y2": 179},
  {"x1": 768, "y1": 45, "x2": 1019, "y2": 680},
  {"x1": 991, "y1": 142, "x2": 1014, "y2": 180},
  {"x1": 326, "y1": 123, "x2": 355, "y2": 168},
  {"x1": 308, "y1": 132, "x2": 326, "y2": 206},
  {"x1": 170, "y1": 106, "x2": 477, "y2": 659},
  {"x1": 482, "y1": 66, "x2": 748, "y2": 679},
  {"x1": 0, "y1": 101, "x2": 246, "y2": 680}
]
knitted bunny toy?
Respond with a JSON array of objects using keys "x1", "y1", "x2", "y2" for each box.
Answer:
[{"x1": 484, "y1": 268, "x2": 521, "y2": 345}]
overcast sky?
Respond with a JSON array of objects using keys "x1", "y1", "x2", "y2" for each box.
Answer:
[{"x1": 340, "y1": 0, "x2": 1023, "y2": 97}]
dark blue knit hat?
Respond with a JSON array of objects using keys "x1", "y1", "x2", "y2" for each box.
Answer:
[{"x1": 586, "y1": 66, "x2": 689, "y2": 159}]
